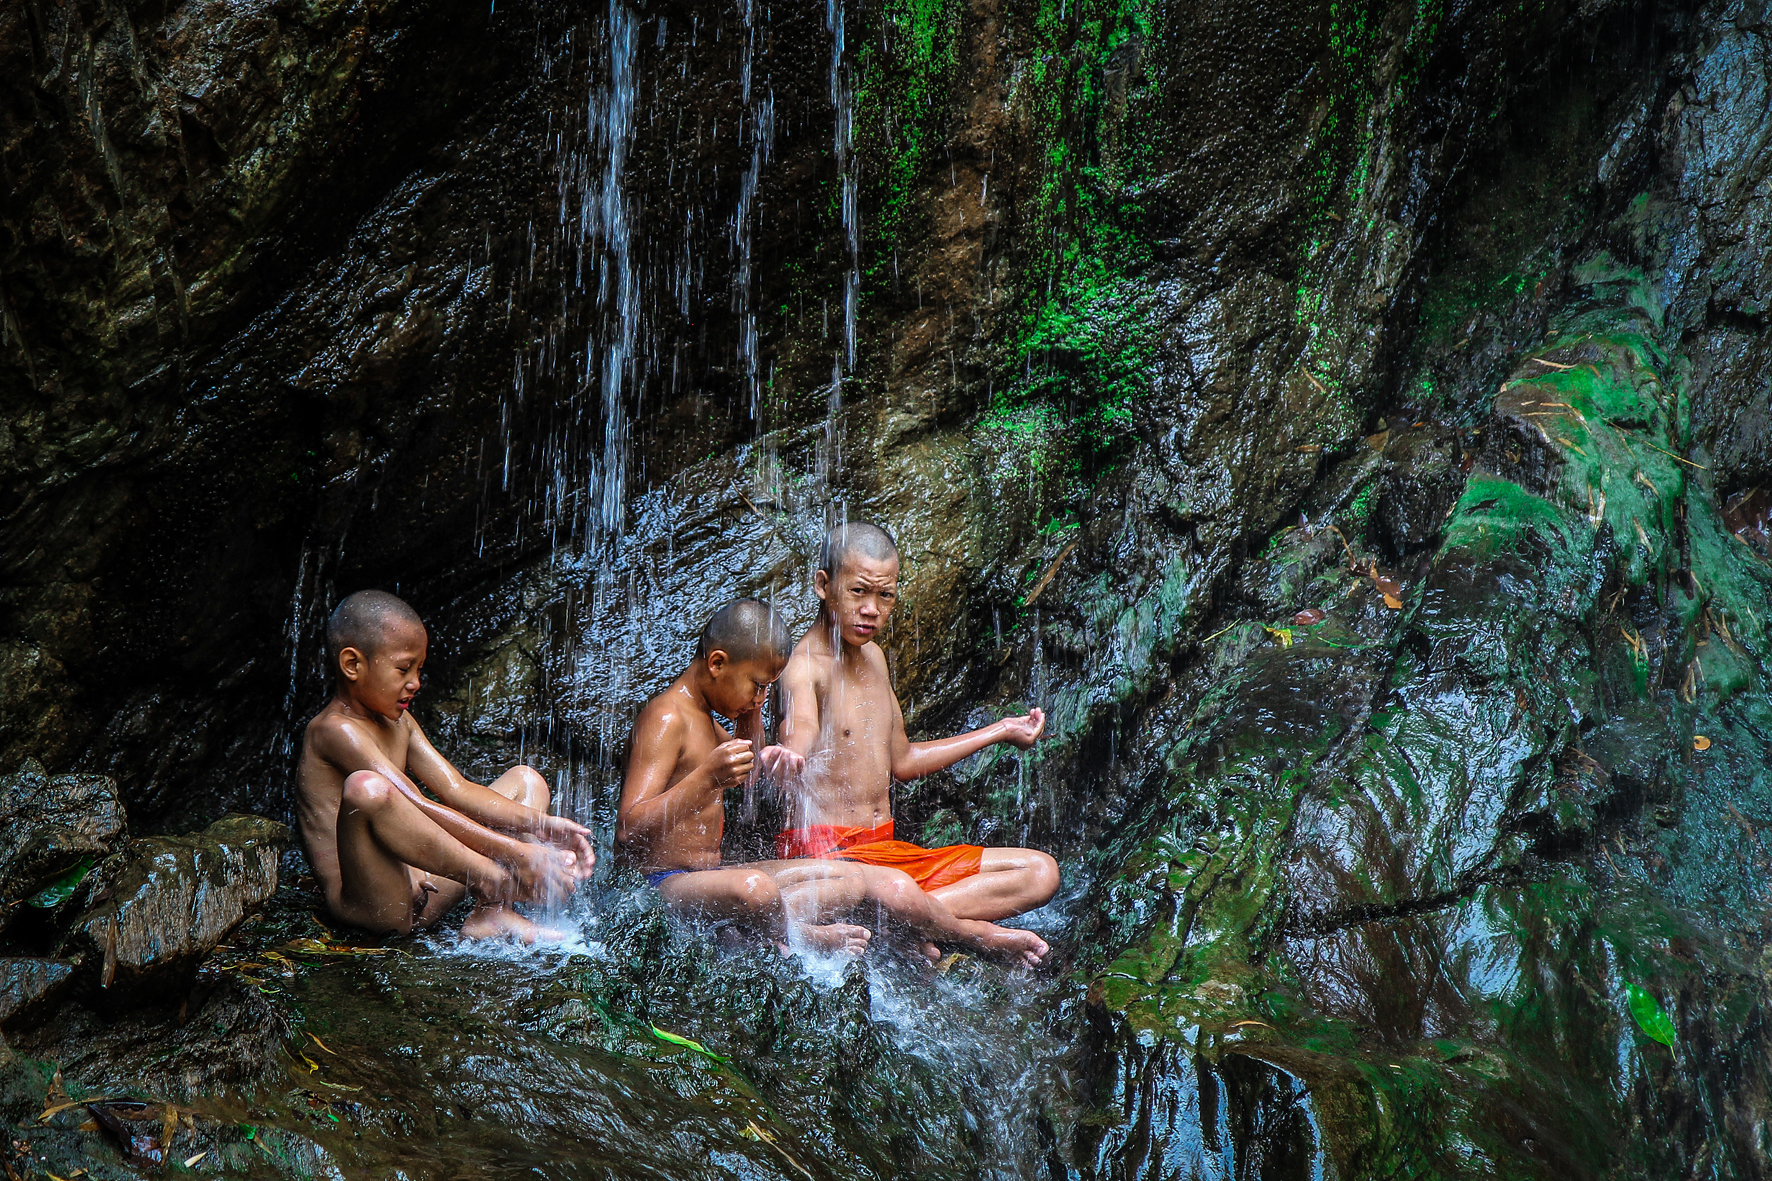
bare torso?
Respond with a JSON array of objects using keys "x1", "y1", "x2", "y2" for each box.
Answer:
[
  {"x1": 297, "y1": 701, "x2": 415, "y2": 906},
  {"x1": 619, "y1": 682, "x2": 736, "y2": 871},
  {"x1": 782, "y1": 630, "x2": 896, "y2": 830}
]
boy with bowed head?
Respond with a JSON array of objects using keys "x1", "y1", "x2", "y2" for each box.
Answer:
[
  {"x1": 619, "y1": 597, "x2": 1053, "y2": 963},
  {"x1": 296, "y1": 590, "x2": 594, "y2": 942}
]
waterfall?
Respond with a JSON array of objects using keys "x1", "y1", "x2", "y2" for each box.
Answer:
[
  {"x1": 733, "y1": 0, "x2": 774, "y2": 423},
  {"x1": 589, "y1": 0, "x2": 639, "y2": 539}
]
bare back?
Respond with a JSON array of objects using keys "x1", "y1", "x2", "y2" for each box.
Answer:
[
  {"x1": 617, "y1": 679, "x2": 737, "y2": 871},
  {"x1": 779, "y1": 627, "x2": 898, "y2": 830},
  {"x1": 297, "y1": 701, "x2": 417, "y2": 904}
]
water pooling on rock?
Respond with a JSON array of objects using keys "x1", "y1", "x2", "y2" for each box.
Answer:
[{"x1": 8, "y1": 0, "x2": 1772, "y2": 1176}]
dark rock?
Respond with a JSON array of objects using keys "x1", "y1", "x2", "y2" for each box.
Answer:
[
  {"x1": 0, "y1": 759, "x2": 125, "y2": 920},
  {"x1": 65, "y1": 814, "x2": 285, "y2": 988},
  {"x1": 0, "y1": 958, "x2": 75, "y2": 1025}
]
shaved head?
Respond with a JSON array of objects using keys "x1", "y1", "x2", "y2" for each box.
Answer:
[
  {"x1": 327, "y1": 590, "x2": 424, "y2": 666},
  {"x1": 818, "y1": 521, "x2": 898, "y2": 578},
  {"x1": 697, "y1": 598, "x2": 792, "y2": 665}
]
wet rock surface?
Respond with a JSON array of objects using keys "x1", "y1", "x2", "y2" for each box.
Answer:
[
  {"x1": 0, "y1": 758, "x2": 125, "y2": 923},
  {"x1": 0, "y1": 958, "x2": 75, "y2": 1025},
  {"x1": 64, "y1": 814, "x2": 286, "y2": 988}
]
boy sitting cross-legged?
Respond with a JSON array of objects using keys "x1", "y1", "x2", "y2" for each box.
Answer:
[
  {"x1": 619, "y1": 598, "x2": 1051, "y2": 963},
  {"x1": 776, "y1": 523, "x2": 1060, "y2": 954},
  {"x1": 297, "y1": 590, "x2": 595, "y2": 943}
]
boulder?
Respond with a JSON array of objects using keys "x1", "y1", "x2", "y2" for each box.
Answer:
[
  {"x1": 0, "y1": 760, "x2": 126, "y2": 921},
  {"x1": 66, "y1": 814, "x2": 286, "y2": 989},
  {"x1": 0, "y1": 959, "x2": 75, "y2": 1026}
]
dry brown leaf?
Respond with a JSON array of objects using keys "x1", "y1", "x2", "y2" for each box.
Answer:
[
  {"x1": 1382, "y1": 593, "x2": 1403, "y2": 610},
  {"x1": 307, "y1": 1032, "x2": 337, "y2": 1055}
]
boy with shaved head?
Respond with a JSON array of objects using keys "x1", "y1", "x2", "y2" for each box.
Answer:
[
  {"x1": 620, "y1": 597, "x2": 1050, "y2": 963},
  {"x1": 777, "y1": 523, "x2": 1060, "y2": 955},
  {"x1": 297, "y1": 590, "x2": 594, "y2": 942}
]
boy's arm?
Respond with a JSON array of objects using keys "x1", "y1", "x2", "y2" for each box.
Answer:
[
  {"x1": 887, "y1": 680, "x2": 1047, "y2": 782},
  {"x1": 405, "y1": 719, "x2": 591, "y2": 858},
  {"x1": 615, "y1": 704, "x2": 754, "y2": 850},
  {"x1": 310, "y1": 718, "x2": 537, "y2": 866},
  {"x1": 777, "y1": 651, "x2": 822, "y2": 757}
]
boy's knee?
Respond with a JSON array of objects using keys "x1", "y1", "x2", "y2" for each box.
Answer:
[
  {"x1": 875, "y1": 871, "x2": 919, "y2": 907},
  {"x1": 1028, "y1": 851, "x2": 1060, "y2": 900},
  {"x1": 342, "y1": 771, "x2": 394, "y2": 810},
  {"x1": 733, "y1": 871, "x2": 780, "y2": 914},
  {"x1": 511, "y1": 764, "x2": 550, "y2": 806}
]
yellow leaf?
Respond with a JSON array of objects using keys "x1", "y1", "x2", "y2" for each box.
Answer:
[
  {"x1": 38, "y1": 1099, "x2": 86, "y2": 1121},
  {"x1": 1382, "y1": 593, "x2": 1402, "y2": 609},
  {"x1": 1694, "y1": 735, "x2": 1712, "y2": 751},
  {"x1": 307, "y1": 1032, "x2": 337, "y2": 1055},
  {"x1": 301, "y1": 1054, "x2": 321, "y2": 1074}
]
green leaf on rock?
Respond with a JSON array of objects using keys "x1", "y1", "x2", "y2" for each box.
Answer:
[
  {"x1": 28, "y1": 857, "x2": 94, "y2": 908},
  {"x1": 1626, "y1": 982, "x2": 1676, "y2": 1046},
  {"x1": 650, "y1": 1025, "x2": 729, "y2": 1064}
]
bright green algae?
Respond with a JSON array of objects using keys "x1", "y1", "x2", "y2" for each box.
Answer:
[{"x1": 1084, "y1": 262, "x2": 1772, "y2": 1177}]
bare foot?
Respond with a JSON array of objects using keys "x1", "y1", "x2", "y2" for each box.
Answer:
[
  {"x1": 959, "y1": 921, "x2": 1048, "y2": 968},
  {"x1": 921, "y1": 942, "x2": 942, "y2": 963},
  {"x1": 460, "y1": 904, "x2": 567, "y2": 945},
  {"x1": 792, "y1": 922, "x2": 872, "y2": 957}
]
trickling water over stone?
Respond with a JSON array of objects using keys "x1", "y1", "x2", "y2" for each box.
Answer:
[{"x1": 8, "y1": 0, "x2": 1772, "y2": 1175}]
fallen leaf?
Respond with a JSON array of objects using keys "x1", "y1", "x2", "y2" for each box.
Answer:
[
  {"x1": 88, "y1": 1103, "x2": 163, "y2": 1166},
  {"x1": 1262, "y1": 626, "x2": 1294, "y2": 648},
  {"x1": 27, "y1": 857, "x2": 94, "y2": 909},
  {"x1": 934, "y1": 953, "x2": 971, "y2": 976},
  {"x1": 1694, "y1": 735, "x2": 1712, "y2": 751},
  {"x1": 1230, "y1": 1019, "x2": 1273, "y2": 1029},
  {"x1": 1370, "y1": 571, "x2": 1403, "y2": 597},
  {"x1": 1292, "y1": 608, "x2": 1326, "y2": 626},
  {"x1": 39, "y1": 1099, "x2": 89, "y2": 1122},
  {"x1": 300, "y1": 1054, "x2": 321, "y2": 1074},
  {"x1": 184, "y1": 1153, "x2": 208, "y2": 1168},
  {"x1": 1294, "y1": 444, "x2": 1322, "y2": 453},
  {"x1": 1382, "y1": 593, "x2": 1403, "y2": 610},
  {"x1": 650, "y1": 1026, "x2": 730, "y2": 1064},
  {"x1": 306, "y1": 1032, "x2": 337, "y2": 1055},
  {"x1": 1625, "y1": 982, "x2": 1677, "y2": 1046}
]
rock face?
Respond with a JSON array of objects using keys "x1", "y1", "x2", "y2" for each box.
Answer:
[
  {"x1": 0, "y1": 758, "x2": 125, "y2": 920},
  {"x1": 66, "y1": 814, "x2": 285, "y2": 987},
  {"x1": 8, "y1": 0, "x2": 1772, "y2": 1174},
  {"x1": 0, "y1": 958, "x2": 75, "y2": 1025}
]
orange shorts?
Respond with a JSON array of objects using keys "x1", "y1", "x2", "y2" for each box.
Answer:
[{"x1": 775, "y1": 821, "x2": 982, "y2": 892}]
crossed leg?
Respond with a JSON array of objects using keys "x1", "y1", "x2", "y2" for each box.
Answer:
[
  {"x1": 847, "y1": 864, "x2": 1050, "y2": 967},
  {"x1": 657, "y1": 862, "x2": 871, "y2": 956},
  {"x1": 332, "y1": 764, "x2": 560, "y2": 943},
  {"x1": 457, "y1": 766, "x2": 563, "y2": 943},
  {"x1": 929, "y1": 847, "x2": 1060, "y2": 922}
]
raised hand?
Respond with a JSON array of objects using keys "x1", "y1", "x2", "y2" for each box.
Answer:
[
  {"x1": 757, "y1": 744, "x2": 805, "y2": 782},
  {"x1": 999, "y1": 707, "x2": 1046, "y2": 750},
  {"x1": 703, "y1": 738, "x2": 756, "y2": 789},
  {"x1": 505, "y1": 842, "x2": 582, "y2": 904},
  {"x1": 536, "y1": 814, "x2": 597, "y2": 879}
]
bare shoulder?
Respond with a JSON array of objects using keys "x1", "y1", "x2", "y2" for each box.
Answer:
[
  {"x1": 861, "y1": 641, "x2": 891, "y2": 675},
  {"x1": 783, "y1": 631, "x2": 830, "y2": 689},
  {"x1": 631, "y1": 689, "x2": 689, "y2": 753},
  {"x1": 303, "y1": 705, "x2": 399, "y2": 770}
]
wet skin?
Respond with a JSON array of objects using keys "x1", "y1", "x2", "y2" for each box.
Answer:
[
  {"x1": 617, "y1": 648, "x2": 873, "y2": 956},
  {"x1": 297, "y1": 618, "x2": 594, "y2": 942},
  {"x1": 778, "y1": 552, "x2": 1060, "y2": 954}
]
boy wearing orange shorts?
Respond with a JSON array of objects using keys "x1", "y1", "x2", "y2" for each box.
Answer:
[{"x1": 777, "y1": 524, "x2": 1060, "y2": 934}]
